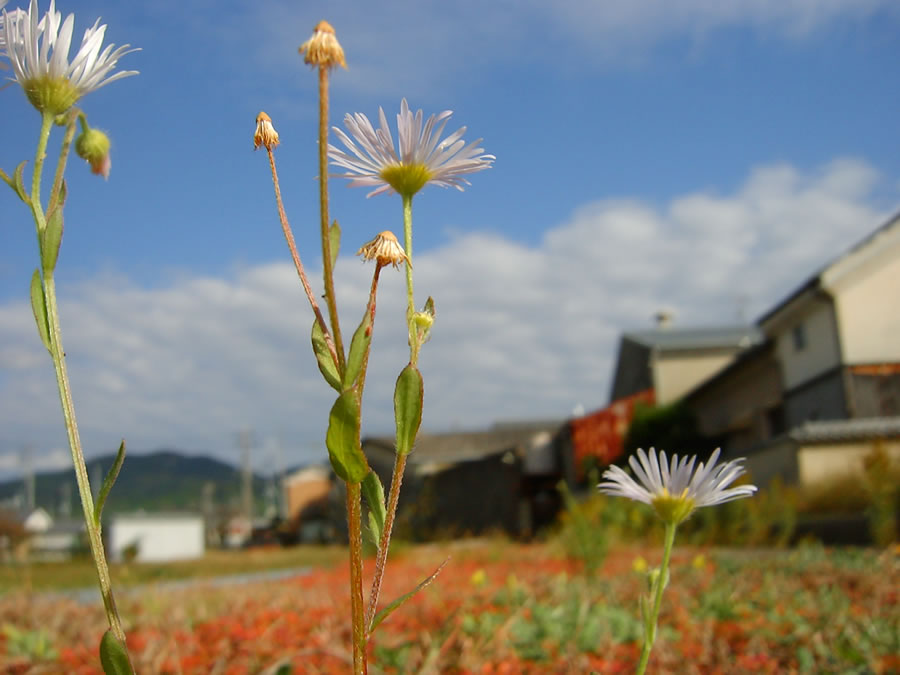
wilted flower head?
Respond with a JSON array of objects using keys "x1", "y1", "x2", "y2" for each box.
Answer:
[
  {"x1": 357, "y1": 230, "x2": 409, "y2": 269},
  {"x1": 598, "y1": 448, "x2": 757, "y2": 525},
  {"x1": 329, "y1": 98, "x2": 494, "y2": 199},
  {"x1": 299, "y1": 20, "x2": 345, "y2": 70},
  {"x1": 2, "y1": 0, "x2": 139, "y2": 114},
  {"x1": 254, "y1": 111, "x2": 279, "y2": 150}
]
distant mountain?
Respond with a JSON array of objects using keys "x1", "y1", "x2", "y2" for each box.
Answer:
[{"x1": 0, "y1": 450, "x2": 274, "y2": 516}]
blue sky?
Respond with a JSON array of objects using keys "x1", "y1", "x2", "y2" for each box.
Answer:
[{"x1": 2, "y1": 0, "x2": 899, "y2": 477}]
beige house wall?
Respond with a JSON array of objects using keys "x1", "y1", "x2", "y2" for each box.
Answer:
[
  {"x1": 774, "y1": 298, "x2": 841, "y2": 390},
  {"x1": 283, "y1": 470, "x2": 331, "y2": 522},
  {"x1": 796, "y1": 440, "x2": 900, "y2": 486},
  {"x1": 689, "y1": 351, "x2": 782, "y2": 448},
  {"x1": 833, "y1": 252, "x2": 900, "y2": 364},
  {"x1": 653, "y1": 352, "x2": 735, "y2": 405}
]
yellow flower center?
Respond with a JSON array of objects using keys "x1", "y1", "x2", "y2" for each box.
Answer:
[
  {"x1": 651, "y1": 487, "x2": 695, "y2": 525},
  {"x1": 23, "y1": 76, "x2": 80, "y2": 116},
  {"x1": 379, "y1": 163, "x2": 432, "y2": 198}
]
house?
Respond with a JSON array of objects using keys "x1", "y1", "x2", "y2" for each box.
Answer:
[
  {"x1": 560, "y1": 389, "x2": 656, "y2": 484},
  {"x1": 681, "y1": 210, "x2": 900, "y2": 487},
  {"x1": 0, "y1": 507, "x2": 85, "y2": 560},
  {"x1": 280, "y1": 466, "x2": 334, "y2": 543},
  {"x1": 108, "y1": 512, "x2": 205, "y2": 562},
  {"x1": 609, "y1": 318, "x2": 764, "y2": 405},
  {"x1": 361, "y1": 421, "x2": 565, "y2": 540}
]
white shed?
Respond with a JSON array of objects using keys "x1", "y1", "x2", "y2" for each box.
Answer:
[{"x1": 109, "y1": 513, "x2": 205, "y2": 563}]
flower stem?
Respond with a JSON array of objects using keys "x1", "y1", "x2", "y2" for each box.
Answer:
[
  {"x1": 43, "y1": 274, "x2": 132, "y2": 665},
  {"x1": 401, "y1": 194, "x2": 418, "y2": 366},
  {"x1": 636, "y1": 522, "x2": 677, "y2": 675},
  {"x1": 346, "y1": 481, "x2": 367, "y2": 675},
  {"x1": 266, "y1": 145, "x2": 338, "y2": 365},
  {"x1": 47, "y1": 110, "x2": 80, "y2": 214},
  {"x1": 30, "y1": 112, "x2": 54, "y2": 230},
  {"x1": 365, "y1": 448, "x2": 408, "y2": 630},
  {"x1": 318, "y1": 64, "x2": 345, "y2": 372}
]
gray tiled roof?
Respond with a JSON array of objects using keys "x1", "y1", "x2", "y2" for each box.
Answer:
[
  {"x1": 789, "y1": 417, "x2": 900, "y2": 443},
  {"x1": 625, "y1": 325, "x2": 764, "y2": 352},
  {"x1": 364, "y1": 421, "x2": 563, "y2": 464}
]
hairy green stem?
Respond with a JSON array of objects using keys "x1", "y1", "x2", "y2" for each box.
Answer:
[
  {"x1": 30, "y1": 112, "x2": 54, "y2": 230},
  {"x1": 401, "y1": 194, "x2": 418, "y2": 366},
  {"x1": 318, "y1": 65, "x2": 345, "y2": 372},
  {"x1": 27, "y1": 110, "x2": 134, "y2": 672},
  {"x1": 636, "y1": 522, "x2": 677, "y2": 675},
  {"x1": 47, "y1": 110, "x2": 80, "y2": 214},
  {"x1": 346, "y1": 481, "x2": 367, "y2": 675},
  {"x1": 43, "y1": 276, "x2": 130, "y2": 653}
]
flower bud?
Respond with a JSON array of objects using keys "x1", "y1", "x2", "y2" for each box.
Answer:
[{"x1": 75, "y1": 127, "x2": 112, "y2": 179}]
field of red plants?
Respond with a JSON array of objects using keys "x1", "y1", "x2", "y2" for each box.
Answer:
[{"x1": 1, "y1": 540, "x2": 898, "y2": 674}]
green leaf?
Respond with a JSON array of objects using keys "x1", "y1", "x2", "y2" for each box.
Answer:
[
  {"x1": 325, "y1": 392, "x2": 368, "y2": 483},
  {"x1": 99, "y1": 630, "x2": 133, "y2": 675},
  {"x1": 50, "y1": 178, "x2": 68, "y2": 213},
  {"x1": 311, "y1": 320, "x2": 341, "y2": 391},
  {"x1": 328, "y1": 219, "x2": 341, "y2": 269},
  {"x1": 95, "y1": 440, "x2": 126, "y2": 528},
  {"x1": 29, "y1": 270, "x2": 51, "y2": 353},
  {"x1": 370, "y1": 558, "x2": 448, "y2": 632},
  {"x1": 40, "y1": 204, "x2": 64, "y2": 272},
  {"x1": 343, "y1": 308, "x2": 373, "y2": 389},
  {"x1": 13, "y1": 161, "x2": 29, "y2": 203},
  {"x1": 362, "y1": 470, "x2": 386, "y2": 546},
  {"x1": 394, "y1": 365, "x2": 423, "y2": 456}
]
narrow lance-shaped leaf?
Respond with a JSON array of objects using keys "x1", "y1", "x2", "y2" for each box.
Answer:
[
  {"x1": 13, "y1": 160, "x2": 30, "y2": 203},
  {"x1": 311, "y1": 319, "x2": 341, "y2": 391},
  {"x1": 344, "y1": 308, "x2": 372, "y2": 390},
  {"x1": 40, "y1": 205, "x2": 64, "y2": 272},
  {"x1": 328, "y1": 219, "x2": 341, "y2": 269},
  {"x1": 370, "y1": 558, "x2": 449, "y2": 632},
  {"x1": 362, "y1": 470, "x2": 386, "y2": 546},
  {"x1": 94, "y1": 440, "x2": 126, "y2": 528},
  {"x1": 99, "y1": 630, "x2": 132, "y2": 675},
  {"x1": 50, "y1": 177, "x2": 68, "y2": 214},
  {"x1": 30, "y1": 270, "x2": 51, "y2": 353},
  {"x1": 394, "y1": 365, "x2": 423, "y2": 456},
  {"x1": 325, "y1": 391, "x2": 369, "y2": 483}
]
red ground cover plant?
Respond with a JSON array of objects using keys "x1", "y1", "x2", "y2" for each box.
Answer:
[{"x1": 1, "y1": 541, "x2": 897, "y2": 674}]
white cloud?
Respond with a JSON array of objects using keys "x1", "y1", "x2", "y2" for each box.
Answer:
[{"x1": 0, "y1": 158, "x2": 892, "y2": 471}]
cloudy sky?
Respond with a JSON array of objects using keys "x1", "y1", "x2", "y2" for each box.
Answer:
[{"x1": 1, "y1": 0, "x2": 899, "y2": 477}]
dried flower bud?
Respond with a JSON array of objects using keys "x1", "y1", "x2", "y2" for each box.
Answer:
[
  {"x1": 254, "y1": 112, "x2": 280, "y2": 150},
  {"x1": 75, "y1": 127, "x2": 112, "y2": 179},
  {"x1": 299, "y1": 20, "x2": 347, "y2": 69},
  {"x1": 357, "y1": 231, "x2": 409, "y2": 269}
]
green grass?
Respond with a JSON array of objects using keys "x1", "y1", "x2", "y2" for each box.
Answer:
[{"x1": 0, "y1": 545, "x2": 345, "y2": 592}]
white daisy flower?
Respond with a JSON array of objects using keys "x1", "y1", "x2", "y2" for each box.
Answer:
[
  {"x1": 0, "y1": 1, "x2": 8, "y2": 52},
  {"x1": 329, "y1": 98, "x2": 494, "y2": 198},
  {"x1": 2, "y1": 0, "x2": 138, "y2": 114},
  {"x1": 598, "y1": 447, "x2": 757, "y2": 524}
]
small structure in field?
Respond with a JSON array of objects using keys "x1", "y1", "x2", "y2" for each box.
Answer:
[{"x1": 108, "y1": 512, "x2": 205, "y2": 562}]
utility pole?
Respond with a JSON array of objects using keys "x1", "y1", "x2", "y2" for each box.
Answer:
[
  {"x1": 21, "y1": 445, "x2": 35, "y2": 511},
  {"x1": 237, "y1": 429, "x2": 255, "y2": 524}
]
